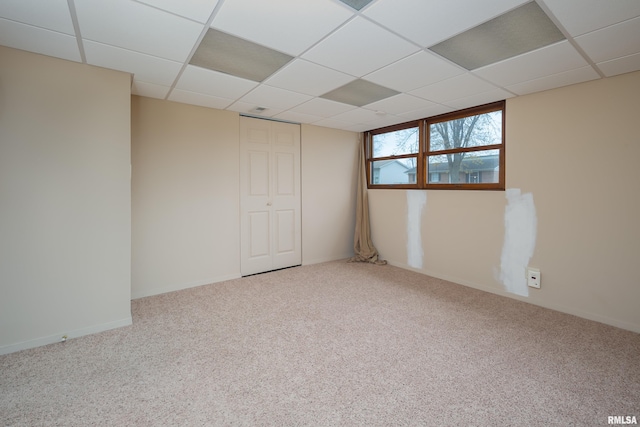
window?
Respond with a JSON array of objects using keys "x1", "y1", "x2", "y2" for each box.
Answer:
[
  {"x1": 365, "y1": 101, "x2": 505, "y2": 190},
  {"x1": 367, "y1": 124, "x2": 419, "y2": 187}
]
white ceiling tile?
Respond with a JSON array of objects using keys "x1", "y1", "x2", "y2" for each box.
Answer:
[
  {"x1": 399, "y1": 105, "x2": 453, "y2": 122},
  {"x1": 597, "y1": 52, "x2": 640, "y2": 78},
  {"x1": 75, "y1": 0, "x2": 204, "y2": 62},
  {"x1": 3, "y1": 0, "x2": 636, "y2": 133},
  {"x1": 313, "y1": 117, "x2": 360, "y2": 131},
  {"x1": 131, "y1": 80, "x2": 170, "y2": 99},
  {"x1": 364, "y1": 0, "x2": 529, "y2": 47},
  {"x1": 364, "y1": 51, "x2": 465, "y2": 92},
  {"x1": 238, "y1": 85, "x2": 312, "y2": 110},
  {"x1": 364, "y1": 94, "x2": 439, "y2": 115},
  {"x1": 506, "y1": 66, "x2": 600, "y2": 95},
  {"x1": 135, "y1": 0, "x2": 220, "y2": 23},
  {"x1": 84, "y1": 41, "x2": 182, "y2": 86},
  {"x1": 473, "y1": 41, "x2": 589, "y2": 87},
  {"x1": 543, "y1": 0, "x2": 640, "y2": 36},
  {"x1": 348, "y1": 123, "x2": 379, "y2": 132},
  {"x1": 168, "y1": 88, "x2": 233, "y2": 110},
  {"x1": 302, "y1": 16, "x2": 419, "y2": 77},
  {"x1": 444, "y1": 88, "x2": 514, "y2": 110},
  {"x1": 575, "y1": 17, "x2": 640, "y2": 64},
  {"x1": 226, "y1": 100, "x2": 285, "y2": 117},
  {"x1": 264, "y1": 59, "x2": 355, "y2": 96},
  {"x1": 273, "y1": 110, "x2": 323, "y2": 124},
  {"x1": 410, "y1": 73, "x2": 498, "y2": 104},
  {"x1": 362, "y1": 114, "x2": 407, "y2": 129},
  {"x1": 175, "y1": 65, "x2": 258, "y2": 99},
  {"x1": 0, "y1": 18, "x2": 81, "y2": 62},
  {"x1": 211, "y1": 0, "x2": 353, "y2": 56},
  {"x1": 0, "y1": 0, "x2": 75, "y2": 35},
  {"x1": 289, "y1": 98, "x2": 356, "y2": 118},
  {"x1": 329, "y1": 107, "x2": 383, "y2": 124}
]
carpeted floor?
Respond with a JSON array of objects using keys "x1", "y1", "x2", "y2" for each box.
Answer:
[{"x1": 1, "y1": 261, "x2": 639, "y2": 426}]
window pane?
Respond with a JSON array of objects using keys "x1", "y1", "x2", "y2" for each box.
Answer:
[
  {"x1": 373, "y1": 127, "x2": 419, "y2": 158},
  {"x1": 427, "y1": 149, "x2": 499, "y2": 184},
  {"x1": 371, "y1": 157, "x2": 417, "y2": 184},
  {"x1": 429, "y1": 111, "x2": 501, "y2": 152}
]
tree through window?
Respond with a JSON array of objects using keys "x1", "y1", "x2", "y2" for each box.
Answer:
[{"x1": 365, "y1": 101, "x2": 505, "y2": 190}]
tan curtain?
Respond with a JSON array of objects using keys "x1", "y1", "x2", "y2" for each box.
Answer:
[{"x1": 349, "y1": 138, "x2": 386, "y2": 265}]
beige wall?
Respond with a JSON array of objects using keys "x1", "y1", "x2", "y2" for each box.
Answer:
[
  {"x1": 131, "y1": 98, "x2": 359, "y2": 298},
  {"x1": 9, "y1": 43, "x2": 634, "y2": 353},
  {"x1": 0, "y1": 47, "x2": 132, "y2": 354},
  {"x1": 301, "y1": 125, "x2": 359, "y2": 264},
  {"x1": 370, "y1": 70, "x2": 640, "y2": 333},
  {"x1": 131, "y1": 97, "x2": 241, "y2": 298}
]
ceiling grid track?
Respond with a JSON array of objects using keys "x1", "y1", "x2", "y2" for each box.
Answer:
[
  {"x1": 1, "y1": 0, "x2": 637, "y2": 131},
  {"x1": 165, "y1": 0, "x2": 229, "y2": 101},
  {"x1": 67, "y1": 0, "x2": 86, "y2": 64},
  {"x1": 536, "y1": 0, "x2": 607, "y2": 78}
]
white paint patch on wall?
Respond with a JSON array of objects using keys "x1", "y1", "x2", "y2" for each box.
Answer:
[
  {"x1": 407, "y1": 190, "x2": 427, "y2": 269},
  {"x1": 500, "y1": 188, "x2": 537, "y2": 297}
]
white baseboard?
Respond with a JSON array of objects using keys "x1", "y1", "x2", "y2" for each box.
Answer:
[
  {"x1": 131, "y1": 273, "x2": 241, "y2": 300},
  {"x1": 0, "y1": 316, "x2": 132, "y2": 356}
]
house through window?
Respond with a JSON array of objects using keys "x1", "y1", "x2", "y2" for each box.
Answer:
[
  {"x1": 368, "y1": 125, "x2": 419, "y2": 187},
  {"x1": 365, "y1": 101, "x2": 505, "y2": 190}
]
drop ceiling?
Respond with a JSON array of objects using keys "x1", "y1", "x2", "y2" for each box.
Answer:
[{"x1": 1, "y1": 0, "x2": 639, "y2": 132}]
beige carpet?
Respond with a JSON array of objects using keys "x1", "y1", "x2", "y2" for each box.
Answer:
[{"x1": 1, "y1": 261, "x2": 639, "y2": 426}]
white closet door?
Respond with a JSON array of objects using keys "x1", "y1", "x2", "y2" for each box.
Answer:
[{"x1": 240, "y1": 117, "x2": 301, "y2": 276}]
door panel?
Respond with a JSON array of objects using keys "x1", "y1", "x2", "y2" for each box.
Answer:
[
  {"x1": 240, "y1": 117, "x2": 300, "y2": 276},
  {"x1": 276, "y1": 209, "x2": 295, "y2": 254},
  {"x1": 275, "y1": 152, "x2": 294, "y2": 196},
  {"x1": 249, "y1": 211, "x2": 270, "y2": 258},
  {"x1": 274, "y1": 129, "x2": 295, "y2": 146},
  {"x1": 273, "y1": 207, "x2": 297, "y2": 270},
  {"x1": 249, "y1": 151, "x2": 269, "y2": 196},
  {"x1": 248, "y1": 128, "x2": 270, "y2": 145}
]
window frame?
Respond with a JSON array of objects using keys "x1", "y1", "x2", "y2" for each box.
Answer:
[
  {"x1": 365, "y1": 101, "x2": 505, "y2": 191},
  {"x1": 365, "y1": 120, "x2": 421, "y2": 190}
]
